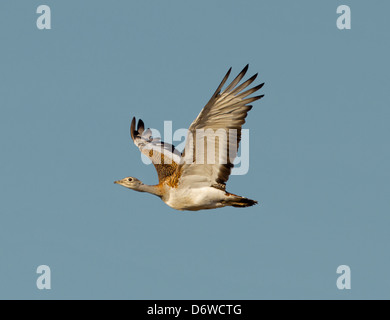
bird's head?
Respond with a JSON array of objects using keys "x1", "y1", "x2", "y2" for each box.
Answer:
[{"x1": 114, "y1": 177, "x2": 142, "y2": 190}]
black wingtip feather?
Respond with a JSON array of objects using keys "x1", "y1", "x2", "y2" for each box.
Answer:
[
  {"x1": 252, "y1": 94, "x2": 265, "y2": 102},
  {"x1": 254, "y1": 83, "x2": 265, "y2": 91},
  {"x1": 130, "y1": 117, "x2": 136, "y2": 140},
  {"x1": 137, "y1": 119, "x2": 145, "y2": 134},
  {"x1": 225, "y1": 67, "x2": 232, "y2": 80}
]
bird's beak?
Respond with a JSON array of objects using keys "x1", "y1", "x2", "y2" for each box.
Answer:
[{"x1": 114, "y1": 180, "x2": 119, "y2": 184}]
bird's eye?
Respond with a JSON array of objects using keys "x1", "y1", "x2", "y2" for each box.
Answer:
[{"x1": 128, "y1": 178, "x2": 133, "y2": 182}]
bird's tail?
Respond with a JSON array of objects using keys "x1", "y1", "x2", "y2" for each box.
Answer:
[{"x1": 224, "y1": 193, "x2": 258, "y2": 208}]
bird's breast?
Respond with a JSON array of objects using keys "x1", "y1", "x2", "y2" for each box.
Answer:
[{"x1": 163, "y1": 186, "x2": 227, "y2": 211}]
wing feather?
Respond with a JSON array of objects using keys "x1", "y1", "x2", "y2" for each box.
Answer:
[
  {"x1": 177, "y1": 65, "x2": 264, "y2": 189},
  {"x1": 130, "y1": 117, "x2": 181, "y2": 183}
]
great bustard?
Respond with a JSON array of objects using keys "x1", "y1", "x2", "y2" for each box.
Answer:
[{"x1": 114, "y1": 65, "x2": 264, "y2": 211}]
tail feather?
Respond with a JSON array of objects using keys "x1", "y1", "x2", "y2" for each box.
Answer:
[
  {"x1": 224, "y1": 193, "x2": 258, "y2": 208},
  {"x1": 231, "y1": 198, "x2": 258, "y2": 208}
]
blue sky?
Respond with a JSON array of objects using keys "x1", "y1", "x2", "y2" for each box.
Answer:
[{"x1": 0, "y1": 0, "x2": 389, "y2": 299}]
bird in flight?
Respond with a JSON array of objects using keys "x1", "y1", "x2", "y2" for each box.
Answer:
[{"x1": 114, "y1": 65, "x2": 264, "y2": 211}]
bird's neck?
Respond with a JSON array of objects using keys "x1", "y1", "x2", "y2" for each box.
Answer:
[{"x1": 137, "y1": 184, "x2": 163, "y2": 198}]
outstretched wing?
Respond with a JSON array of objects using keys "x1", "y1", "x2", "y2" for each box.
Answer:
[
  {"x1": 178, "y1": 65, "x2": 264, "y2": 189},
  {"x1": 130, "y1": 117, "x2": 181, "y2": 183}
]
